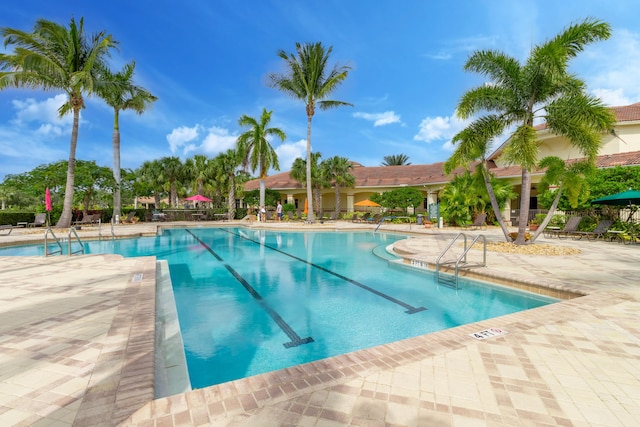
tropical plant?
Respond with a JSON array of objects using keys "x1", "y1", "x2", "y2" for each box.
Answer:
[
  {"x1": 381, "y1": 154, "x2": 411, "y2": 166},
  {"x1": 242, "y1": 189, "x2": 281, "y2": 210},
  {"x1": 269, "y1": 42, "x2": 352, "y2": 222},
  {"x1": 450, "y1": 18, "x2": 615, "y2": 244},
  {"x1": 372, "y1": 187, "x2": 424, "y2": 215},
  {"x1": 290, "y1": 152, "x2": 328, "y2": 214},
  {"x1": 136, "y1": 159, "x2": 166, "y2": 209},
  {"x1": 158, "y1": 157, "x2": 184, "y2": 208},
  {"x1": 213, "y1": 149, "x2": 243, "y2": 220},
  {"x1": 236, "y1": 108, "x2": 286, "y2": 209},
  {"x1": 98, "y1": 60, "x2": 157, "y2": 222},
  {"x1": 0, "y1": 17, "x2": 117, "y2": 227},
  {"x1": 532, "y1": 156, "x2": 595, "y2": 240},
  {"x1": 184, "y1": 154, "x2": 212, "y2": 196},
  {"x1": 320, "y1": 156, "x2": 355, "y2": 218}
]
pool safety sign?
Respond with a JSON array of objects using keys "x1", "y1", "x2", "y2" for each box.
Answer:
[{"x1": 470, "y1": 328, "x2": 507, "y2": 340}]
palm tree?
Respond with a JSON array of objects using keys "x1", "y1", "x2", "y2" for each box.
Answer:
[
  {"x1": 98, "y1": 61, "x2": 157, "y2": 222},
  {"x1": 138, "y1": 159, "x2": 166, "y2": 209},
  {"x1": 381, "y1": 154, "x2": 411, "y2": 166},
  {"x1": 290, "y1": 152, "x2": 327, "y2": 214},
  {"x1": 213, "y1": 149, "x2": 243, "y2": 220},
  {"x1": 269, "y1": 42, "x2": 352, "y2": 222},
  {"x1": 158, "y1": 157, "x2": 183, "y2": 208},
  {"x1": 0, "y1": 17, "x2": 117, "y2": 227},
  {"x1": 450, "y1": 18, "x2": 615, "y2": 244},
  {"x1": 321, "y1": 156, "x2": 355, "y2": 218},
  {"x1": 236, "y1": 108, "x2": 286, "y2": 209},
  {"x1": 184, "y1": 154, "x2": 211, "y2": 196}
]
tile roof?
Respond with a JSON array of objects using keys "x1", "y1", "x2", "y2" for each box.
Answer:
[{"x1": 245, "y1": 150, "x2": 640, "y2": 191}]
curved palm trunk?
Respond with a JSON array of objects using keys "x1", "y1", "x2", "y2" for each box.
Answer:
[
  {"x1": 112, "y1": 110, "x2": 121, "y2": 222},
  {"x1": 530, "y1": 185, "x2": 563, "y2": 242},
  {"x1": 56, "y1": 108, "x2": 80, "y2": 228},
  {"x1": 514, "y1": 169, "x2": 532, "y2": 244},
  {"x1": 482, "y1": 162, "x2": 511, "y2": 240},
  {"x1": 305, "y1": 114, "x2": 315, "y2": 222},
  {"x1": 334, "y1": 186, "x2": 341, "y2": 218}
]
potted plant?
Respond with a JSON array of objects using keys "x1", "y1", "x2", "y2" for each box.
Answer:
[{"x1": 528, "y1": 213, "x2": 546, "y2": 231}]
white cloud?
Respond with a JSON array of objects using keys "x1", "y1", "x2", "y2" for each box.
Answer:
[
  {"x1": 166, "y1": 125, "x2": 199, "y2": 153},
  {"x1": 414, "y1": 114, "x2": 470, "y2": 143},
  {"x1": 275, "y1": 139, "x2": 306, "y2": 171},
  {"x1": 11, "y1": 94, "x2": 73, "y2": 129},
  {"x1": 592, "y1": 89, "x2": 632, "y2": 107},
  {"x1": 353, "y1": 111, "x2": 402, "y2": 127},
  {"x1": 200, "y1": 126, "x2": 237, "y2": 154}
]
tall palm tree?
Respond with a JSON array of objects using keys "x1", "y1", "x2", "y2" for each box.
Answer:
[
  {"x1": 290, "y1": 152, "x2": 327, "y2": 214},
  {"x1": 0, "y1": 17, "x2": 117, "y2": 227},
  {"x1": 137, "y1": 159, "x2": 165, "y2": 209},
  {"x1": 98, "y1": 61, "x2": 157, "y2": 222},
  {"x1": 236, "y1": 108, "x2": 286, "y2": 209},
  {"x1": 158, "y1": 156, "x2": 183, "y2": 208},
  {"x1": 213, "y1": 149, "x2": 243, "y2": 220},
  {"x1": 184, "y1": 154, "x2": 211, "y2": 196},
  {"x1": 321, "y1": 156, "x2": 355, "y2": 218},
  {"x1": 450, "y1": 18, "x2": 615, "y2": 244},
  {"x1": 381, "y1": 154, "x2": 411, "y2": 166},
  {"x1": 269, "y1": 42, "x2": 352, "y2": 222}
]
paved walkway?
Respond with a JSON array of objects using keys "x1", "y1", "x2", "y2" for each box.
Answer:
[{"x1": 0, "y1": 221, "x2": 639, "y2": 426}]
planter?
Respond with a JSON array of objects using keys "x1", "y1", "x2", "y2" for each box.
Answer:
[{"x1": 529, "y1": 224, "x2": 539, "y2": 231}]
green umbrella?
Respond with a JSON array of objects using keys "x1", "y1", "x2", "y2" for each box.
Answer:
[{"x1": 591, "y1": 189, "x2": 640, "y2": 206}]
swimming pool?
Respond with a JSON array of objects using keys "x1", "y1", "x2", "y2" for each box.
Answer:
[{"x1": 0, "y1": 227, "x2": 557, "y2": 388}]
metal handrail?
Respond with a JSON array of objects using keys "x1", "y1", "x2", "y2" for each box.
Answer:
[
  {"x1": 44, "y1": 227, "x2": 63, "y2": 257},
  {"x1": 453, "y1": 234, "x2": 487, "y2": 287},
  {"x1": 68, "y1": 227, "x2": 85, "y2": 256},
  {"x1": 435, "y1": 232, "x2": 467, "y2": 279},
  {"x1": 435, "y1": 233, "x2": 486, "y2": 288}
]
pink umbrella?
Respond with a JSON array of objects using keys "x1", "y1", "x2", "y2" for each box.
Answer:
[
  {"x1": 45, "y1": 188, "x2": 52, "y2": 211},
  {"x1": 184, "y1": 194, "x2": 212, "y2": 202}
]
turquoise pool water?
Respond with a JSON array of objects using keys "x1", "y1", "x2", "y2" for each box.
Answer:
[{"x1": 0, "y1": 227, "x2": 556, "y2": 388}]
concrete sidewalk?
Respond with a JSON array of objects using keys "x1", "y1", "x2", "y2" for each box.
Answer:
[{"x1": 0, "y1": 222, "x2": 639, "y2": 426}]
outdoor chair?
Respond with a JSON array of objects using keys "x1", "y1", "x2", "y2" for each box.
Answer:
[
  {"x1": 358, "y1": 212, "x2": 371, "y2": 223},
  {"x1": 547, "y1": 216, "x2": 582, "y2": 239},
  {"x1": 572, "y1": 219, "x2": 614, "y2": 241},
  {"x1": 465, "y1": 213, "x2": 487, "y2": 230},
  {"x1": 28, "y1": 213, "x2": 47, "y2": 228},
  {"x1": 0, "y1": 225, "x2": 20, "y2": 235}
]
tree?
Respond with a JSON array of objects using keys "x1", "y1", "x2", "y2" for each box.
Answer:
[
  {"x1": 290, "y1": 152, "x2": 328, "y2": 214},
  {"x1": 137, "y1": 159, "x2": 166, "y2": 209},
  {"x1": 451, "y1": 18, "x2": 615, "y2": 244},
  {"x1": 269, "y1": 42, "x2": 352, "y2": 222},
  {"x1": 158, "y1": 157, "x2": 184, "y2": 208},
  {"x1": 321, "y1": 156, "x2": 355, "y2": 218},
  {"x1": 381, "y1": 154, "x2": 411, "y2": 166},
  {"x1": 236, "y1": 108, "x2": 286, "y2": 209},
  {"x1": 98, "y1": 61, "x2": 157, "y2": 222},
  {"x1": 213, "y1": 149, "x2": 243, "y2": 220},
  {"x1": 0, "y1": 17, "x2": 117, "y2": 227},
  {"x1": 184, "y1": 154, "x2": 212, "y2": 196},
  {"x1": 372, "y1": 187, "x2": 424, "y2": 215}
]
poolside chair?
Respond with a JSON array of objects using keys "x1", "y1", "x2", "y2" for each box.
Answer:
[
  {"x1": 0, "y1": 225, "x2": 20, "y2": 235},
  {"x1": 358, "y1": 212, "x2": 371, "y2": 223},
  {"x1": 28, "y1": 213, "x2": 47, "y2": 228},
  {"x1": 465, "y1": 213, "x2": 487, "y2": 230},
  {"x1": 572, "y1": 219, "x2": 614, "y2": 241},
  {"x1": 547, "y1": 216, "x2": 581, "y2": 239}
]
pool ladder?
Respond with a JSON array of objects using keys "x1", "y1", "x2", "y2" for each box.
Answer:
[
  {"x1": 44, "y1": 227, "x2": 85, "y2": 257},
  {"x1": 435, "y1": 232, "x2": 486, "y2": 288}
]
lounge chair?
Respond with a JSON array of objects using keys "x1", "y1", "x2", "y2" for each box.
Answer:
[
  {"x1": 358, "y1": 212, "x2": 371, "y2": 223},
  {"x1": 465, "y1": 213, "x2": 487, "y2": 230},
  {"x1": 572, "y1": 219, "x2": 614, "y2": 241},
  {"x1": 546, "y1": 216, "x2": 581, "y2": 239},
  {"x1": 73, "y1": 213, "x2": 100, "y2": 227},
  {"x1": 28, "y1": 213, "x2": 47, "y2": 228},
  {"x1": 0, "y1": 225, "x2": 20, "y2": 235}
]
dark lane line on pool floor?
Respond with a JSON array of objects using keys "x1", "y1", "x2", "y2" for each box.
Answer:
[
  {"x1": 185, "y1": 230, "x2": 314, "y2": 348},
  {"x1": 221, "y1": 228, "x2": 427, "y2": 315}
]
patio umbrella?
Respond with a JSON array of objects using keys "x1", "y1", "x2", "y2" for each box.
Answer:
[
  {"x1": 591, "y1": 189, "x2": 640, "y2": 206},
  {"x1": 591, "y1": 189, "x2": 640, "y2": 222},
  {"x1": 184, "y1": 194, "x2": 212, "y2": 202},
  {"x1": 303, "y1": 198, "x2": 308, "y2": 214},
  {"x1": 354, "y1": 199, "x2": 380, "y2": 207},
  {"x1": 45, "y1": 188, "x2": 52, "y2": 226}
]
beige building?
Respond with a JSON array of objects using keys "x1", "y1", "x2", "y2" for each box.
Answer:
[{"x1": 245, "y1": 102, "x2": 640, "y2": 220}]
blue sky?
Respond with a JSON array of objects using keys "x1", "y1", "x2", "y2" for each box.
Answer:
[{"x1": 2, "y1": 1, "x2": 640, "y2": 181}]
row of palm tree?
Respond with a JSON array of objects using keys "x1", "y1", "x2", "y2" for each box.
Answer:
[{"x1": 0, "y1": 17, "x2": 157, "y2": 227}]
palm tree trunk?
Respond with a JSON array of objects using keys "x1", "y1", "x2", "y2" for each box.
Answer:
[
  {"x1": 112, "y1": 111, "x2": 121, "y2": 222},
  {"x1": 530, "y1": 185, "x2": 563, "y2": 242},
  {"x1": 482, "y1": 162, "x2": 511, "y2": 240},
  {"x1": 335, "y1": 186, "x2": 341, "y2": 218},
  {"x1": 305, "y1": 114, "x2": 315, "y2": 222},
  {"x1": 259, "y1": 179, "x2": 266, "y2": 209},
  {"x1": 228, "y1": 175, "x2": 236, "y2": 221},
  {"x1": 514, "y1": 169, "x2": 532, "y2": 244},
  {"x1": 56, "y1": 108, "x2": 80, "y2": 228}
]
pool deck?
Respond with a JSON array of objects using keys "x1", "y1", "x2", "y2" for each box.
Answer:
[{"x1": 0, "y1": 221, "x2": 639, "y2": 426}]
